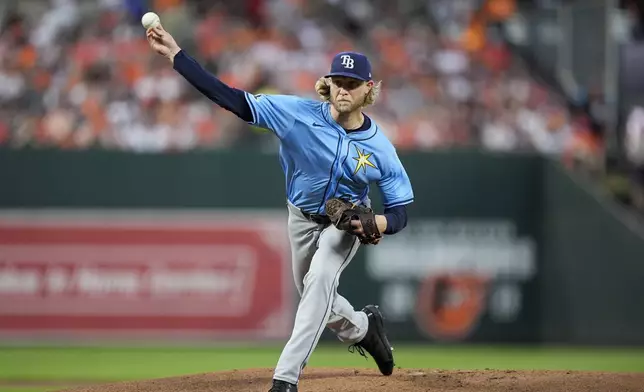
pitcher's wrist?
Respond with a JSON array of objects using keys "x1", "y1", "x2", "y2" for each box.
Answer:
[{"x1": 166, "y1": 47, "x2": 181, "y2": 64}]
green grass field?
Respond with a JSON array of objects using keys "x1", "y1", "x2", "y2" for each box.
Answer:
[{"x1": 1, "y1": 344, "x2": 643, "y2": 392}]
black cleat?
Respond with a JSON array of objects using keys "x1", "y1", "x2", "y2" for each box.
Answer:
[
  {"x1": 269, "y1": 379, "x2": 298, "y2": 392},
  {"x1": 348, "y1": 305, "x2": 395, "y2": 376}
]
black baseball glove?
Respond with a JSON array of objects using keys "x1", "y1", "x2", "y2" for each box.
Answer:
[{"x1": 325, "y1": 198, "x2": 382, "y2": 245}]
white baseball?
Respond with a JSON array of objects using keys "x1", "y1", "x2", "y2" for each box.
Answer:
[{"x1": 141, "y1": 12, "x2": 160, "y2": 29}]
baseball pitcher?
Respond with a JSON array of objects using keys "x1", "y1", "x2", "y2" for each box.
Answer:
[{"x1": 146, "y1": 25, "x2": 414, "y2": 392}]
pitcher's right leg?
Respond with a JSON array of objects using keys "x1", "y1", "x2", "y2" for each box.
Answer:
[{"x1": 326, "y1": 294, "x2": 368, "y2": 343}]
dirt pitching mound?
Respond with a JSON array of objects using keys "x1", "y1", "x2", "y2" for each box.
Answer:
[{"x1": 58, "y1": 368, "x2": 644, "y2": 392}]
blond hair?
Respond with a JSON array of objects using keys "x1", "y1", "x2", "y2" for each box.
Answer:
[{"x1": 314, "y1": 77, "x2": 382, "y2": 107}]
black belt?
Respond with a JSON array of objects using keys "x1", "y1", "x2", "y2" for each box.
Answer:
[{"x1": 300, "y1": 210, "x2": 331, "y2": 225}]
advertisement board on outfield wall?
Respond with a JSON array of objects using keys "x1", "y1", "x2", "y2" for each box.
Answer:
[
  {"x1": 4, "y1": 150, "x2": 644, "y2": 345},
  {"x1": 332, "y1": 218, "x2": 541, "y2": 344},
  {"x1": 0, "y1": 210, "x2": 293, "y2": 341},
  {"x1": 364, "y1": 219, "x2": 538, "y2": 343}
]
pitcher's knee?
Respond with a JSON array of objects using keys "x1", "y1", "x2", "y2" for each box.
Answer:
[{"x1": 326, "y1": 318, "x2": 344, "y2": 333}]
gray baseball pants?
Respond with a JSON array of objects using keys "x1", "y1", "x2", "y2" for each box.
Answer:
[{"x1": 273, "y1": 201, "x2": 369, "y2": 384}]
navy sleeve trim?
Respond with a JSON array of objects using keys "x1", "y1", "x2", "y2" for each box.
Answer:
[
  {"x1": 173, "y1": 50, "x2": 253, "y2": 122},
  {"x1": 244, "y1": 93, "x2": 258, "y2": 124},
  {"x1": 383, "y1": 204, "x2": 408, "y2": 235}
]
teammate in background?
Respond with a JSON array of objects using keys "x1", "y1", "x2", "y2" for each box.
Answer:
[{"x1": 146, "y1": 25, "x2": 414, "y2": 392}]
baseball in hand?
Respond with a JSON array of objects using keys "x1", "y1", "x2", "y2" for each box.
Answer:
[{"x1": 141, "y1": 12, "x2": 160, "y2": 29}]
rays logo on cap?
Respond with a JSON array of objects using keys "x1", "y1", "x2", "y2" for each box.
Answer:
[
  {"x1": 340, "y1": 55, "x2": 354, "y2": 69},
  {"x1": 325, "y1": 51, "x2": 372, "y2": 81}
]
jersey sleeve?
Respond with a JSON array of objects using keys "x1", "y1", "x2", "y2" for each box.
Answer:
[
  {"x1": 244, "y1": 93, "x2": 304, "y2": 139},
  {"x1": 377, "y1": 151, "x2": 414, "y2": 209}
]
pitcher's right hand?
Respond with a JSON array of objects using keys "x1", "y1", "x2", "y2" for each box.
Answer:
[{"x1": 146, "y1": 25, "x2": 181, "y2": 63}]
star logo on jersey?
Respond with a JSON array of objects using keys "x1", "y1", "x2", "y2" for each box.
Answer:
[{"x1": 352, "y1": 146, "x2": 377, "y2": 175}]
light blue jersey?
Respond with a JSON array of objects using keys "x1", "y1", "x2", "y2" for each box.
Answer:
[{"x1": 244, "y1": 93, "x2": 414, "y2": 214}]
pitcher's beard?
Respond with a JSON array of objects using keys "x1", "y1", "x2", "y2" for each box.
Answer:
[{"x1": 333, "y1": 99, "x2": 361, "y2": 113}]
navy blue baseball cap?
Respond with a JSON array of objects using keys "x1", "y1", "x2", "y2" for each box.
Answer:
[{"x1": 325, "y1": 51, "x2": 372, "y2": 81}]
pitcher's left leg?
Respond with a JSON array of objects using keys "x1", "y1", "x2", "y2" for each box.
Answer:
[{"x1": 272, "y1": 227, "x2": 358, "y2": 385}]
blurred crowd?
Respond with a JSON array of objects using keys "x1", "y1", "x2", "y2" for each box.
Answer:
[{"x1": 0, "y1": 0, "x2": 602, "y2": 163}]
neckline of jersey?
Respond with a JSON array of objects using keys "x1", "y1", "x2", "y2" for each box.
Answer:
[{"x1": 322, "y1": 102, "x2": 377, "y2": 140}]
